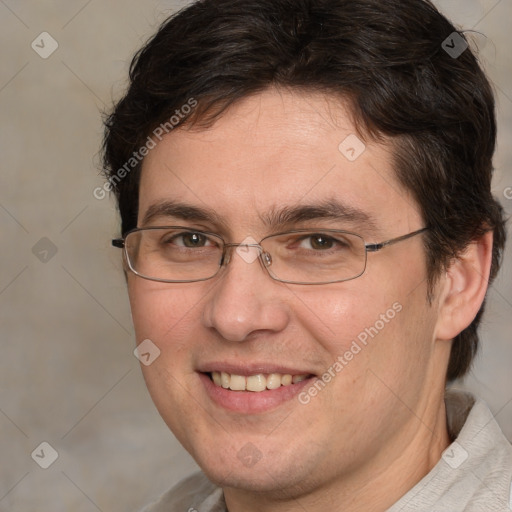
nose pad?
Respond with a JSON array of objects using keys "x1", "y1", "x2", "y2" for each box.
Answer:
[
  {"x1": 219, "y1": 244, "x2": 262, "y2": 267},
  {"x1": 219, "y1": 242, "x2": 271, "y2": 270},
  {"x1": 219, "y1": 250, "x2": 231, "y2": 267}
]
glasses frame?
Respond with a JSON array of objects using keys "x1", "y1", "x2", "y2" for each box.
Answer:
[{"x1": 112, "y1": 226, "x2": 429, "y2": 285}]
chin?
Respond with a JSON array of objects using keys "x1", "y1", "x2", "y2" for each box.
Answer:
[
  {"x1": 204, "y1": 463, "x2": 306, "y2": 497},
  {"x1": 189, "y1": 439, "x2": 314, "y2": 498}
]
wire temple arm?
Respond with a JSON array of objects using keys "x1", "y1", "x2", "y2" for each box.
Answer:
[{"x1": 365, "y1": 227, "x2": 429, "y2": 253}]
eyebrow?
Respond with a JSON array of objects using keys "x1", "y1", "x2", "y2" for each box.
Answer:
[
  {"x1": 140, "y1": 198, "x2": 378, "y2": 234},
  {"x1": 261, "y1": 200, "x2": 378, "y2": 233},
  {"x1": 141, "y1": 200, "x2": 226, "y2": 228}
]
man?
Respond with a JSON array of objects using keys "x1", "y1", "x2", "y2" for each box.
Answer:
[{"x1": 102, "y1": 0, "x2": 511, "y2": 510}]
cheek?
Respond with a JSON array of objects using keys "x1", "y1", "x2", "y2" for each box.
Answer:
[
  {"x1": 127, "y1": 278, "x2": 207, "y2": 343},
  {"x1": 297, "y1": 287, "x2": 433, "y2": 437},
  {"x1": 295, "y1": 282, "x2": 404, "y2": 357},
  {"x1": 296, "y1": 281, "x2": 433, "y2": 416},
  {"x1": 127, "y1": 279, "x2": 209, "y2": 434}
]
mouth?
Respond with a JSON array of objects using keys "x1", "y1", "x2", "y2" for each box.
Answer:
[
  {"x1": 207, "y1": 371, "x2": 313, "y2": 392},
  {"x1": 198, "y1": 368, "x2": 317, "y2": 414}
]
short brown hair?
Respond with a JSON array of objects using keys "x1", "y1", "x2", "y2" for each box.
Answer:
[{"x1": 102, "y1": 0, "x2": 506, "y2": 381}]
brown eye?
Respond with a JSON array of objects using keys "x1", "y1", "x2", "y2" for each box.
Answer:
[
  {"x1": 181, "y1": 233, "x2": 208, "y2": 247},
  {"x1": 166, "y1": 232, "x2": 212, "y2": 248},
  {"x1": 308, "y1": 235, "x2": 335, "y2": 250}
]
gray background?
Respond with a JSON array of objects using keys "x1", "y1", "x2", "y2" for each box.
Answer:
[{"x1": 0, "y1": 1, "x2": 510, "y2": 511}]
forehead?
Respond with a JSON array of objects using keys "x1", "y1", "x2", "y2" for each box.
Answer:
[{"x1": 138, "y1": 88, "x2": 422, "y2": 236}]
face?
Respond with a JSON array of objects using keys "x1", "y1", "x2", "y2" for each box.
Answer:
[{"x1": 128, "y1": 89, "x2": 448, "y2": 499}]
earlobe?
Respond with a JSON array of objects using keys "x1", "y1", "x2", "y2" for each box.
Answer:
[{"x1": 435, "y1": 231, "x2": 493, "y2": 342}]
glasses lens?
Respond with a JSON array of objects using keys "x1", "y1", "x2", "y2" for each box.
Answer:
[
  {"x1": 262, "y1": 230, "x2": 366, "y2": 284},
  {"x1": 125, "y1": 227, "x2": 223, "y2": 282}
]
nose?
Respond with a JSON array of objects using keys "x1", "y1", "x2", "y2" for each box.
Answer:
[{"x1": 202, "y1": 242, "x2": 290, "y2": 342}]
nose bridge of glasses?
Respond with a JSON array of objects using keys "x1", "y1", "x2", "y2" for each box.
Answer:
[{"x1": 220, "y1": 239, "x2": 276, "y2": 271}]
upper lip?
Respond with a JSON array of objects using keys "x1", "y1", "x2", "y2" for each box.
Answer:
[{"x1": 198, "y1": 362, "x2": 316, "y2": 376}]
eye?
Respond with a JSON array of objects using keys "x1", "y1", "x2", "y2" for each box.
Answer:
[
  {"x1": 299, "y1": 234, "x2": 340, "y2": 251},
  {"x1": 168, "y1": 232, "x2": 214, "y2": 248}
]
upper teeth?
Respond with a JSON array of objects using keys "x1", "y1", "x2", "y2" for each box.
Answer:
[{"x1": 211, "y1": 371, "x2": 309, "y2": 392}]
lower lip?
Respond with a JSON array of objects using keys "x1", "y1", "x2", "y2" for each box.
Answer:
[{"x1": 198, "y1": 372, "x2": 315, "y2": 414}]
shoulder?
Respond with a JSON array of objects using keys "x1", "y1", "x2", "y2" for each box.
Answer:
[
  {"x1": 140, "y1": 471, "x2": 225, "y2": 512},
  {"x1": 458, "y1": 396, "x2": 512, "y2": 511},
  {"x1": 389, "y1": 392, "x2": 512, "y2": 511}
]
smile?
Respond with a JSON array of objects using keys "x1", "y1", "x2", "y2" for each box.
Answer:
[
  {"x1": 209, "y1": 371, "x2": 310, "y2": 392},
  {"x1": 199, "y1": 369, "x2": 316, "y2": 413}
]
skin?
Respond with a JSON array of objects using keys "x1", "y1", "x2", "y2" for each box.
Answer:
[{"x1": 127, "y1": 88, "x2": 493, "y2": 511}]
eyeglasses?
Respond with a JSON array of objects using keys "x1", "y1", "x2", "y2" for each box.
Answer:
[{"x1": 112, "y1": 226, "x2": 428, "y2": 285}]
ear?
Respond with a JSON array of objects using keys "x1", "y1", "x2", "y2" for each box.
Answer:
[{"x1": 435, "y1": 231, "x2": 493, "y2": 341}]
